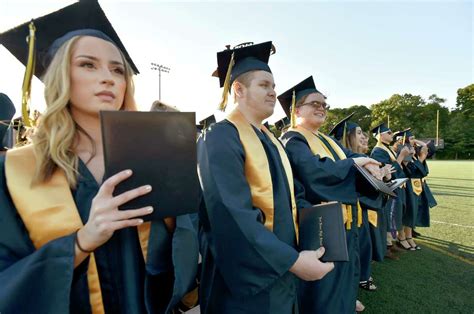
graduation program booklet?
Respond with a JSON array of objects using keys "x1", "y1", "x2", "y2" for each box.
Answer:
[
  {"x1": 100, "y1": 111, "x2": 199, "y2": 221},
  {"x1": 299, "y1": 202, "x2": 349, "y2": 262},
  {"x1": 354, "y1": 163, "x2": 408, "y2": 197}
]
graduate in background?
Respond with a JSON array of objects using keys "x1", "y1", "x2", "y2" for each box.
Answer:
[
  {"x1": 0, "y1": 2, "x2": 198, "y2": 313},
  {"x1": 279, "y1": 76, "x2": 382, "y2": 314},
  {"x1": 395, "y1": 130, "x2": 437, "y2": 232},
  {"x1": 329, "y1": 115, "x2": 393, "y2": 293},
  {"x1": 414, "y1": 140, "x2": 437, "y2": 230},
  {"x1": 197, "y1": 42, "x2": 333, "y2": 314},
  {"x1": 392, "y1": 129, "x2": 431, "y2": 250},
  {"x1": 370, "y1": 123, "x2": 415, "y2": 255},
  {"x1": 359, "y1": 130, "x2": 394, "y2": 263}
]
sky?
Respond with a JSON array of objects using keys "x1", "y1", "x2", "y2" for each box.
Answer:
[{"x1": 0, "y1": 0, "x2": 472, "y2": 123}]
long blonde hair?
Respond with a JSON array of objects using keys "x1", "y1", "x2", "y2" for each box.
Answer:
[{"x1": 33, "y1": 35, "x2": 137, "y2": 188}]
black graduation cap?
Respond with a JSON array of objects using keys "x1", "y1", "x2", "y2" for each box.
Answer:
[
  {"x1": 371, "y1": 122, "x2": 391, "y2": 137},
  {"x1": 0, "y1": 93, "x2": 16, "y2": 123},
  {"x1": 0, "y1": 93, "x2": 16, "y2": 142},
  {"x1": 199, "y1": 115, "x2": 216, "y2": 130},
  {"x1": 213, "y1": 41, "x2": 275, "y2": 111},
  {"x1": 393, "y1": 128, "x2": 413, "y2": 142},
  {"x1": 277, "y1": 76, "x2": 323, "y2": 119},
  {"x1": 0, "y1": 0, "x2": 139, "y2": 79},
  {"x1": 275, "y1": 116, "x2": 290, "y2": 131},
  {"x1": 426, "y1": 140, "x2": 436, "y2": 158},
  {"x1": 329, "y1": 113, "x2": 359, "y2": 141}
]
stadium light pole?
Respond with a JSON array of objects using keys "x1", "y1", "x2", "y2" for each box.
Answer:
[
  {"x1": 150, "y1": 62, "x2": 171, "y2": 100},
  {"x1": 436, "y1": 109, "x2": 439, "y2": 146}
]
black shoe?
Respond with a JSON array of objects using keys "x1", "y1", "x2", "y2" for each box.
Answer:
[
  {"x1": 406, "y1": 237, "x2": 421, "y2": 250},
  {"x1": 412, "y1": 230, "x2": 421, "y2": 238},
  {"x1": 397, "y1": 238, "x2": 416, "y2": 251},
  {"x1": 359, "y1": 277, "x2": 377, "y2": 291}
]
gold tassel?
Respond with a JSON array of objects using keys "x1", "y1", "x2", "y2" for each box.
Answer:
[
  {"x1": 218, "y1": 52, "x2": 235, "y2": 111},
  {"x1": 346, "y1": 205, "x2": 352, "y2": 230},
  {"x1": 376, "y1": 128, "x2": 381, "y2": 145},
  {"x1": 21, "y1": 21, "x2": 36, "y2": 128},
  {"x1": 342, "y1": 122, "x2": 347, "y2": 147},
  {"x1": 290, "y1": 90, "x2": 296, "y2": 128},
  {"x1": 402, "y1": 132, "x2": 406, "y2": 145},
  {"x1": 357, "y1": 201, "x2": 363, "y2": 227}
]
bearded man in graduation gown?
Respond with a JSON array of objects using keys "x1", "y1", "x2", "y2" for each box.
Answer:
[{"x1": 197, "y1": 42, "x2": 334, "y2": 314}]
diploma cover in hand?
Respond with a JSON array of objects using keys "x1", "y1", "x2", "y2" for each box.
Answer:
[
  {"x1": 354, "y1": 163, "x2": 408, "y2": 197},
  {"x1": 100, "y1": 111, "x2": 199, "y2": 221},
  {"x1": 299, "y1": 202, "x2": 349, "y2": 262}
]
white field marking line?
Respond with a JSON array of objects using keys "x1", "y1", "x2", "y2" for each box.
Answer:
[{"x1": 431, "y1": 220, "x2": 474, "y2": 229}]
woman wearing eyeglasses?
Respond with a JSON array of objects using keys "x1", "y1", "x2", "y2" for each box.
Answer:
[{"x1": 278, "y1": 76, "x2": 383, "y2": 314}]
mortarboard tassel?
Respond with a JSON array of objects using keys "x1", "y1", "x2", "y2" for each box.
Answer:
[
  {"x1": 342, "y1": 122, "x2": 347, "y2": 148},
  {"x1": 376, "y1": 127, "x2": 382, "y2": 145},
  {"x1": 402, "y1": 132, "x2": 406, "y2": 145},
  {"x1": 218, "y1": 52, "x2": 235, "y2": 111},
  {"x1": 290, "y1": 90, "x2": 296, "y2": 128},
  {"x1": 21, "y1": 21, "x2": 36, "y2": 128}
]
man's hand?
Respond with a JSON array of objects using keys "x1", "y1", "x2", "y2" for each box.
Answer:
[{"x1": 290, "y1": 248, "x2": 335, "y2": 281}]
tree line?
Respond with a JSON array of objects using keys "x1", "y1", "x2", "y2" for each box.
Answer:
[{"x1": 318, "y1": 84, "x2": 474, "y2": 160}]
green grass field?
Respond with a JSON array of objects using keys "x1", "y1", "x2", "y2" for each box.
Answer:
[{"x1": 359, "y1": 160, "x2": 474, "y2": 313}]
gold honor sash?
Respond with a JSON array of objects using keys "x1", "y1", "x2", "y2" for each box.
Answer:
[
  {"x1": 410, "y1": 156, "x2": 424, "y2": 196},
  {"x1": 5, "y1": 145, "x2": 151, "y2": 314},
  {"x1": 374, "y1": 143, "x2": 397, "y2": 162},
  {"x1": 367, "y1": 210, "x2": 378, "y2": 227},
  {"x1": 374, "y1": 143, "x2": 408, "y2": 188},
  {"x1": 227, "y1": 109, "x2": 298, "y2": 241},
  {"x1": 288, "y1": 126, "x2": 362, "y2": 229},
  {"x1": 411, "y1": 179, "x2": 423, "y2": 196}
]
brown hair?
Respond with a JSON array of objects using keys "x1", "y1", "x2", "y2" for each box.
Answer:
[{"x1": 343, "y1": 128, "x2": 360, "y2": 152}]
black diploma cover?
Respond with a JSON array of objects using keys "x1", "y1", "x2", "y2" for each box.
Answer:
[
  {"x1": 354, "y1": 163, "x2": 408, "y2": 197},
  {"x1": 100, "y1": 111, "x2": 199, "y2": 221},
  {"x1": 299, "y1": 202, "x2": 349, "y2": 262}
]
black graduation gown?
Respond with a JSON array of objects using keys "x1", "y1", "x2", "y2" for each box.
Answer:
[
  {"x1": 0, "y1": 158, "x2": 199, "y2": 314},
  {"x1": 281, "y1": 131, "x2": 361, "y2": 314},
  {"x1": 402, "y1": 158, "x2": 427, "y2": 228},
  {"x1": 370, "y1": 145, "x2": 406, "y2": 232},
  {"x1": 416, "y1": 160, "x2": 437, "y2": 227},
  {"x1": 358, "y1": 185, "x2": 384, "y2": 279},
  {"x1": 197, "y1": 121, "x2": 310, "y2": 314}
]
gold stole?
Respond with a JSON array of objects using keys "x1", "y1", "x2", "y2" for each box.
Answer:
[
  {"x1": 367, "y1": 210, "x2": 378, "y2": 227},
  {"x1": 410, "y1": 178, "x2": 423, "y2": 196},
  {"x1": 375, "y1": 143, "x2": 408, "y2": 190},
  {"x1": 5, "y1": 145, "x2": 151, "y2": 314},
  {"x1": 288, "y1": 126, "x2": 362, "y2": 229},
  {"x1": 375, "y1": 143, "x2": 397, "y2": 162},
  {"x1": 226, "y1": 109, "x2": 298, "y2": 241}
]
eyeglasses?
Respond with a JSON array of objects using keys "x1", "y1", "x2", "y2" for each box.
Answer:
[{"x1": 300, "y1": 100, "x2": 330, "y2": 110}]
